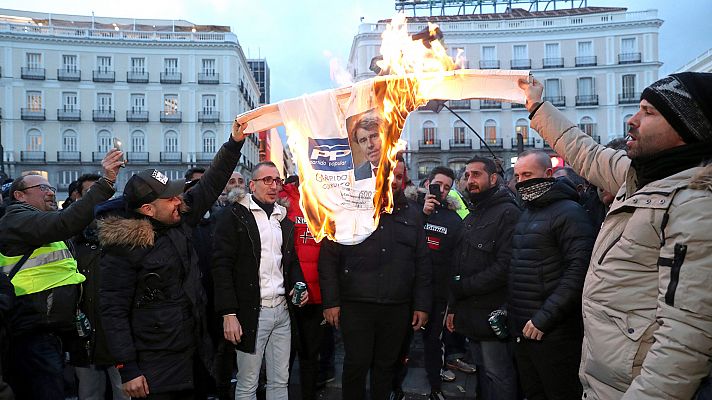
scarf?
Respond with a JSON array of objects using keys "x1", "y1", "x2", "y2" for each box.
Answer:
[
  {"x1": 252, "y1": 196, "x2": 275, "y2": 217},
  {"x1": 468, "y1": 185, "x2": 498, "y2": 207},
  {"x1": 516, "y1": 177, "x2": 555, "y2": 202},
  {"x1": 631, "y1": 142, "x2": 712, "y2": 189}
]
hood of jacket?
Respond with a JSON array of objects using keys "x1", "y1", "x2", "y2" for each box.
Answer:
[
  {"x1": 404, "y1": 185, "x2": 459, "y2": 211},
  {"x1": 97, "y1": 214, "x2": 155, "y2": 249},
  {"x1": 524, "y1": 177, "x2": 579, "y2": 208},
  {"x1": 689, "y1": 162, "x2": 712, "y2": 191}
]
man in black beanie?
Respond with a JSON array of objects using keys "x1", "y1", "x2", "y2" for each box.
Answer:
[{"x1": 518, "y1": 72, "x2": 712, "y2": 400}]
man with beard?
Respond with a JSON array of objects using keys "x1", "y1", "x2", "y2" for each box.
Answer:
[
  {"x1": 519, "y1": 73, "x2": 712, "y2": 399},
  {"x1": 98, "y1": 122, "x2": 247, "y2": 399},
  {"x1": 319, "y1": 158, "x2": 432, "y2": 400},
  {"x1": 445, "y1": 157, "x2": 520, "y2": 400},
  {"x1": 508, "y1": 150, "x2": 595, "y2": 400}
]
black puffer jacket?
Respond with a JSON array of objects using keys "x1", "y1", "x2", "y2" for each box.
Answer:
[
  {"x1": 508, "y1": 178, "x2": 595, "y2": 339},
  {"x1": 98, "y1": 138, "x2": 243, "y2": 393},
  {"x1": 450, "y1": 186, "x2": 521, "y2": 340},
  {"x1": 319, "y1": 192, "x2": 432, "y2": 313}
]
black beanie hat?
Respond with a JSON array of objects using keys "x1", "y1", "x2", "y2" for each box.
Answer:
[{"x1": 640, "y1": 72, "x2": 712, "y2": 143}]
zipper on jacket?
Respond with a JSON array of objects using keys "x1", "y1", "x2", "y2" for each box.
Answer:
[
  {"x1": 664, "y1": 243, "x2": 687, "y2": 307},
  {"x1": 597, "y1": 233, "x2": 623, "y2": 265}
]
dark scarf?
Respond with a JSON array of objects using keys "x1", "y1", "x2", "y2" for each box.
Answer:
[
  {"x1": 252, "y1": 196, "x2": 275, "y2": 217},
  {"x1": 468, "y1": 185, "x2": 498, "y2": 207},
  {"x1": 631, "y1": 142, "x2": 712, "y2": 189},
  {"x1": 516, "y1": 177, "x2": 555, "y2": 202}
]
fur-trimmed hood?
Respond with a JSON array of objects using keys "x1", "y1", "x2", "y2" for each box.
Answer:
[
  {"x1": 404, "y1": 185, "x2": 459, "y2": 211},
  {"x1": 689, "y1": 163, "x2": 712, "y2": 191},
  {"x1": 97, "y1": 215, "x2": 155, "y2": 248}
]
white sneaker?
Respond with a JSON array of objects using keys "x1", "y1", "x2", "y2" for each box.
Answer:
[{"x1": 440, "y1": 368, "x2": 456, "y2": 382}]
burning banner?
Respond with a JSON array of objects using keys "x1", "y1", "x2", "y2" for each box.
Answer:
[{"x1": 236, "y1": 15, "x2": 528, "y2": 245}]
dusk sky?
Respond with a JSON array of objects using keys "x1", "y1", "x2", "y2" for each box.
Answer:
[{"x1": 2, "y1": 0, "x2": 710, "y2": 104}]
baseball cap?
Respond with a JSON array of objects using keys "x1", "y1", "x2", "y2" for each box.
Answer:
[{"x1": 123, "y1": 169, "x2": 185, "y2": 209}]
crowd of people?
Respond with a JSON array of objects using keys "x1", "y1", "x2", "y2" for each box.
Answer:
[{"x1": 0, "y1": 71, "x2": 710, "y2": 400}]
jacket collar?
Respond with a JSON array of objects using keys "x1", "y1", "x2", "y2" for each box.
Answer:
[{"x1": 240, "y1": 194, "x2": 286, "y2": 221}]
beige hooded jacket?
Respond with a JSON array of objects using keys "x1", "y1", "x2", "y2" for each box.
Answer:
[{"x1": 531, "y1": 102, "x2": 712, "y2": 400}]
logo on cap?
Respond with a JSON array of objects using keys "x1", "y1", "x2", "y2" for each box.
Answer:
[{"x1": 151, "y1": 170, "x2": 168, "y2": 184}]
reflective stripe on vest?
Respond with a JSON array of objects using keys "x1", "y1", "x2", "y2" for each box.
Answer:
[{"x1": 0, "y1": 241, "x2": 85, "y2": 296}]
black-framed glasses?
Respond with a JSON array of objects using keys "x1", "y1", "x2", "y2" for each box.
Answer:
[
  {"x1": 252, "y1": 176, "x2": 284, "y2": 186},
  {"x1": 23, "y1": 184, "x2": 57, "y2": 193}
]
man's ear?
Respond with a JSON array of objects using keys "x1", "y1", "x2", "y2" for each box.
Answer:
[
  {"x1": 137, "y1": 203, "x2": 154, "y2": 217},
  {"x1": 12, "y1": 190, "x2": 25, "y2": 202},
  {"x1": 545, "y1": 168, "x2": 553, "y2": 178}
]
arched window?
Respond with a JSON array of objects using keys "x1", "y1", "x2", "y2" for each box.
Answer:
[
  {"x1": 131, "y1": 130, "x2": 145, "y2": 152},
  {"x1": 515, "y1": 118, "x2": 529, "y2": 140},
  {"x1": 452, "y1": 121, "x2": 466, "y2": 144},
  {"x1": 418, "y1": 161, "x2": 438, "y2": 181},
  {"x1": 62, "y1": 129, "x2": 77, "y2": 152},
  {"x1": 203, "y1": 130, "x2": 216, "y2": 153},
  {"x1": 422, "y1": 121, "x2": 437, "y2": 145},
  {"x1": 579, "y1": 116, "x2": 596, "y2": 136},
  {"x1": 484, "y1": 119, "x2": 498, "y2": 145},
  {"x1": 165, "y1": 130, "x2": 179, "y2": 152},
  {"x1": 26, "y1": 129, "x2": 42, "y2": 151},
  {"x1": 97, "y1": 130, "x2": 112, "y2": 152},
  {"x1": 623, "y1": 114, "x2": 633, "y2": 137}
]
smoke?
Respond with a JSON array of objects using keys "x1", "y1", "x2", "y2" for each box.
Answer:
[{"x1": 324, "y1": 50, "x2": 354, "y2": 87}]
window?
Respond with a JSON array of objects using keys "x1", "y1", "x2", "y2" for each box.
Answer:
[
  {"x1": 164, "y1": 95, "x2": 179, "y2": 114},
  {"x1": 62, "y1": 92, "x2": 78, "y2": 111},
  {"x1": 579, "y1": 117, "x2": 596, "y2": 136},
  {"x1": 621, "y1": 38, "x2": 636, "y2": 53},
  {"x1": 417, "y1": 162, "x2": 438, "y2": 180},
  {"x1": 165, "y1": 131, "x2": 179, "y2": 152},
  {"x1": 515, "y1": 118, "x2": 529, "y2": 140},
  {"x1": 622, "y1": 75, "x2": 636, "y2": 97},
  {"x1": 482, "y1": 46, "x2": 496, "y2": 61},
  {"x1": 26, "y1": 53, "x2": 42, "y2": 68},
  {"x1": 484, "y1": 120, "x2": 497, "y2": 143},
  {"x1": 545, "y1": 43, "x2": 560, "y2": 59},
  {"x1": 449, "y1": 161, "x2": 466, "y2": 175},
  {"x1": 97, "y1": 56, "x2": 112, "y2": 72},
  {"x1": 203, "y1": 131, "x2": 217, "y2": 153},
  {"x1": 62, "y1": 55, "x2": 77, "y2": 72},
  {"x1": 202, "y1": 95, "x2": 217, "y2": 113},
  {"x1": 162, "y1": 170, "x2": 183, "y2": 181},
  {"x1": 26, "y1": 129, "x2": 42, "y2": 151},
  {"x1": 164, "y1": 58, "x2": 178, "y2": 73},
  {"x1": 130, "y1": 94, "x2": 145, "y2": 112},
  {"x1": 131, "y1": 57, "x2": 146, "y2": 73},
  {"x1": 577, "y1": 77, "x2": 594, "y2": 97},
  {"x1": 513, "y1": 44, "x2": 527, "y2": 59},
  {"x1": 202, "y1": 59, "x2": 216, "y2": 75},
  {"x1": 577, "y1": 41, "x2": 593, "y2": 57},
  {"x1": 623, "y1": 114, "x2": 633, "y2": 137},
  {"x1": 26, "y1": 91, "x2": 42, "y2": 110},
  {"x1": 97, "y1": 93, "x2": 112, "y2": 111},
  {"x1": 97, "y1": 130, "x2": 112, "y2": 152},
  {"x1": 60, "y1": 171, "x2": 79, "y2": 187},
  {"x1": 131, "y1": 130, "x2": 146, "y2": 152},
  {"x1": 422, "y1": 121, "x2": 436, "y2": 144},
  {"x1": 62, "y1": 130, "x2": 78, "y2": 152},
  {"x1": 545, "y1": 79, "x2": 562, "y2": 98},
  {"x1": 453, "y1": 121, "x2": 466, "y2": 144}
]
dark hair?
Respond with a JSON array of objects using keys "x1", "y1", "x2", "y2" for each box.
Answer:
[
  {"x1": 606, "y1": 137, "x2": 628, "y2": 151},
  {"x1": 76, "y1": 173, "x2": 101, "y2": 196},
  {"x1": 426, "y1": 166, "x2": 455, "y2": 183},
  {"x1": 67, "y1": 180, "x2": 79, "y2": 196},
  {"x1": 350, "y1": 111, "x2": 382, "y2": 141},
  {"x1": 9, "y1": 176, "x2": 29, "y2": 201},
  {"x1": 517, "y1": 149, "x2": 552, "y2": 169},
  {"x1": 184, "y1": 167, "x2": 206, "y2": 181},
  {"x1": 466, "y1": 156, "x2": 497, "y2": 175},
  {"x1": 284, "y1": 175, "x2": 299, "y2": 186},
  {"x1": 252, "y1": 161, "x2": 278, "y2": 177}
]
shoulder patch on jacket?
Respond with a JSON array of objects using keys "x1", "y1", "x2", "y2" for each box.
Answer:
[
  {"x1": 689, "y1": 163, "x2": 712, "y2": 192},
  {"x1": 97, "y1": 216, "x2": 154, "y2": 248}
]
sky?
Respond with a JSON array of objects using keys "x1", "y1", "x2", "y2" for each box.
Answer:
[{"x1": 2, "y1": 0, "x2": 710, "y2": 104}]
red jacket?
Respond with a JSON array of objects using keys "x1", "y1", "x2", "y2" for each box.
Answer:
[{"x1": 278, "y1": 183, "x2": 323, "y2": 304}]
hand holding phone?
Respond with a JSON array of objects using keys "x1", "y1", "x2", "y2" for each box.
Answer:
[{"x1": 429, "y1": 183, "x2": 442, "y2": 200}]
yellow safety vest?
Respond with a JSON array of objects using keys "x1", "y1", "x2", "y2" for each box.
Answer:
[{"x1": 0, "y1": 241, "x2": 85, "y2": 296}]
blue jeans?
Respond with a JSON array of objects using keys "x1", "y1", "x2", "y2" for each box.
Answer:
[
  {"x1": 469, "y1": 340, "x2": 517, "y2": 400},
  {"x1": 7, "y1": 333, "x2": 64, "y2": 400},
  {"x1": 76, "y1": 365, "x2": 128, "y2": 400},
  {"x1": 235, "y1": 302, "x2": 291, "y2": 400}
]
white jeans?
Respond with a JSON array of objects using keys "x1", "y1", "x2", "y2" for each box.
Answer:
[
  {"x1": 235, "y1": 302, "x2": 291, "y2": 400},
  {"x1": 75, "y1": 365, "x2": 128, "y2": 400}
]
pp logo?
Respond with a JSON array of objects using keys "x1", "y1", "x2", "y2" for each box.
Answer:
[{"x1": 308, "y1": 138, "x2": 354, "y2": 171}]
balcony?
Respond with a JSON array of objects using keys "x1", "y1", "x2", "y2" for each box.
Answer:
[
  {"x1": 126, "y1": 110, "x2": 149, "y2": 122},
  {"x1": 57, "y1": 68, "x2": 81, "y2": 81},
  {"x1": 575, "y1": 56, "x2": 597, "y2": 67},
  {"x1": 618, "y1": 52, "x2": 642, "y2": 64},
  {"x1": 92, "y1": 70, "x2": 115, "y2": 82},
  {"x1": 160, "y1": 152, "x2": 183, "y2": 162},
  {"x1": 449, "y1": 138, "x2": 472, "y2": 148},
  {"x1": 127, "y1": 71, "x2": 149, "y2": 83},
  {"x1": 447, "y1": 100, "x2": 470, "y2": 110},
  {"x1": 480, "y1": 100, "x2": 502, "y2": 110},
  {"x1": 511, "y1": 137, "x2": 536, "y2": 148},
  {"x1": 543, "y1": 96, "x2": 566, "y2": 107},
  {"x1": 618, "y1": 93, "x2": 641, "y2": 104},
  {"x1": 479, "y1": 60, "x2": 500, "y2": 69},
  {"x1": 160, "y1": 111, "x2": 182, "y2": 123},
  {"x1": 575, "y1": 95, "x2": 599, "y2": 106},
  {"x1": 198, "y1": 111, "x2": 220, "y2": 123},
  {"x1": 482, "y1": 138, "x2": 503, "y2": 148},
  {"x1": 198, "y1": 73, "x2": 219, "y2": 84},
  {"x1": 160, "y1": 72, "x2": 182, "y2": 84},
  {"x1": 21, "y1": 67, "x2": 46, "y2": 80},
  {"x1": 93, "y1": 109, "x2": 116, "y2": 122},
  {"x1": 21, "y1": 151, "x2": 46, "y2": 162},
  {"x1": 57, "y1": 109, "x2": 81, "y2": 121},
  {"x1": 21, "y1": 108, "x2": 46, "y2": 121},
  {"x1": 57, "y1": 151, "x2": 81, "y2": 162},
  {"x1": 92, "y1": 152, "x2": 106, "y2": 162},
  {"x1": 510, "y1": 59, "x2": 531, "y2": 69},
  {"x1": 418, "y1": 139, "x2": 441, "y2": 149},
  {"x1": 127, "y1": 152, "x2": 150, "y2": 164},
  {"x1": 542, "y1": 57, "x2": 564, "y2": 69},
  {"x1": 511, "y1": 103, "x2": 527, "y2": 109},
  {"x1": 591, "y1": 135, "x2": 601, "y2": 143},
  {"x1": 195, "y1": 152, "x2": 216, "y2": 163}
]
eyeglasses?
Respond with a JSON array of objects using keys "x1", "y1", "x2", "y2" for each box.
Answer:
[
  {"x1": 252, "y1": 176, "x2": 284, "y2": 186},
  {"x1": 23, "y1": 184, "x2": 57, "y2": 193}
]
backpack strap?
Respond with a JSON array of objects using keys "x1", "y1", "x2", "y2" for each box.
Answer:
[{"x1": 8, "y1": 250, "x2": 35, "y2": 280}]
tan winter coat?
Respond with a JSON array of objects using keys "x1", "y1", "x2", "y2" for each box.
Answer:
[{"x1": 531, "y1": 102, "x2": 712, "y2": 400}]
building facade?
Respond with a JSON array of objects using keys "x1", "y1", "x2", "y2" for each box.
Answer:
[
  {"x1": 676, "y1": 48, "x2": 712, "y2": 73},
  {"x1": 247, "y1": 58, "x2": 270, "y2": 105},
  {"x1": 0, "y1": 8, "x2": 261, "y2": 194},
  {"x1": 348, "y1": 6, "x2": 662, "y2": 180}
]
